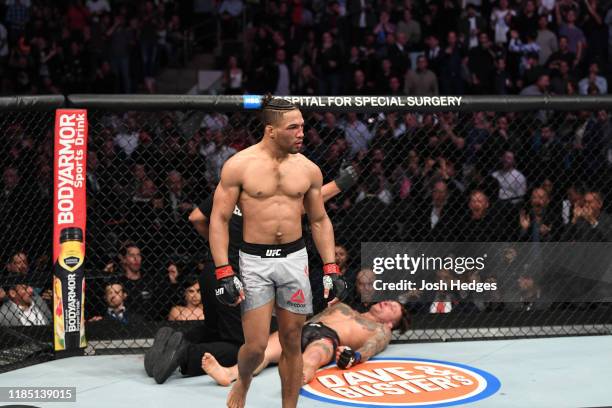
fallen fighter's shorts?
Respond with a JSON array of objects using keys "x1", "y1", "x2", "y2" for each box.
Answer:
[
  {"x1": 239, "y1": 238, "x2": 312, "y2": 315},
  {"x1": 301, "y1": 322, "x2": 340, "y2": 364}
]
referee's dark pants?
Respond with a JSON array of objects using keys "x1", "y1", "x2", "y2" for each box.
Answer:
[{"x1": 180, "y1": 261, "x2": 244, "y2": 376}]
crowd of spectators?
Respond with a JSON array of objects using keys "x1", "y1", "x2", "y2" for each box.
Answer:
[
  {"x1": 219, "y1": 0, "x2": 611, "y2": 97},
  {"x1": 2, "y1": 104, "x2": 611, "y2": 328},
  {"x1": 0, "y1": 0, "x2": 191, "y2": 95}
]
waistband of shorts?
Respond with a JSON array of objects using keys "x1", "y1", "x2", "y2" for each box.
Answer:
[{"x1": 240, "y1": 238, "x2": 306, "y2": 258}]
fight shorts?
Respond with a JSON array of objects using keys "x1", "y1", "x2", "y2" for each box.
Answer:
[
  {"x1": 301, "y1": 322, "x2": 340, "y2": 364},
  {"x1": 239, "y1": 238, "x2": 312, "y2": 314}
]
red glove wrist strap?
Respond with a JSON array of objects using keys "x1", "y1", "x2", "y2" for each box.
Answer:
[
  {"x1": 215, "y1": 265, "x2": 234, "y2": 280},
  {"x1": 323, "y1": 263, "x2": 340, "y2": 275}
]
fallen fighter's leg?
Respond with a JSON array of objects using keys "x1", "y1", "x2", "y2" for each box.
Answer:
[
  {"x1": 205, "y1": 331, "x2": 283, "y2": 386},
  {"x1": 302, "y1": 338, "x2": 335, "y2": 384}
]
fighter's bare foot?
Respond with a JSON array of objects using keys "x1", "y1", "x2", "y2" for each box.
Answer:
[
  {"x1": 303, "y1": 363, "x2": 318, "y2": 384},
  {"x1": 227, "y1": 379, "x2": 248, "y2": 408},
  {"x1": 202, "y1": 353, "x2": 237, "y2": 387}
]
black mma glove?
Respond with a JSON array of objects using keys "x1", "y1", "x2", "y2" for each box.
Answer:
[
  {"x1": 215, "y1": 265, "x2": 244, "y2": 306},
  {"x1": 334, "y1": 164, "x2": 358, "y2": 191},
  {"x1": 337, "y1": 347, "x2": 362, "y2": 369},
  {"x1": 322, "y1": 263, "x2": 348, "y2": 301}
]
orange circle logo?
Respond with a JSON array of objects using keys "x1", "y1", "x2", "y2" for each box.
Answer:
[{"x1": 301, "y1": 358, "x2": 500, "y2": 407}]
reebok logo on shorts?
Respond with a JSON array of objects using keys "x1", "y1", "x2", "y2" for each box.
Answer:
[
  {"x1": 266, "y1": 249, "x2": 282, "y2": 257},
  {"x1": 289, "y1": 289, "x2": 306, "y2": 305}
]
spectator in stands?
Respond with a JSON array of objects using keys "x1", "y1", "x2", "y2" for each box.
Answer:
[
  {"x1": 347, "y1": 69, "x2": 374, "y2": 95},
  {"x1": 168, "y1": 275, "x2": 204, "y2": 321},
  {"x1": 491, "y1": 0, "x2": 515, "y2": 46},
  {"x1": 164, "y1": 170, "x2": 194, "y2": 223},
  {"x1": 514, "y1": 0, "x2": 539, "y2": 39},
  {"x1": 342, "y1": 175, "x2": 394, "y2": 255},
  {"x1": 201, "y1": 129, "x2": 237, "y2": 185},
  {"x1": 491, "y1": 151, "x2": 527, "y2": 204},
  {"x1": 302, "y1": 127, "x2": 327, "y2": 168},
  {"x1": 563, "y1": 191, "x2": 612, "y2": 241},
  {"x1": 536, "y1": 15, "x2": 558, "y2": 66},
  {"x1": 509, "y1": 269, "x2": 549, "y2": 311},
  {"x1": 114, "y1": 115, "x2": 140, "y2": 158},
  {"x1": 438, "y1": 31, "x2": 465, "y2": 95},
  {"x1": 459, "y1": 4, "x2": 486, "y2": 50},
  {"x1": 335, "y1": 244, "x2": 352, "y2": 277},
  {"x1": 411, "y1": 180, "x2": 455, "y2": 242},
  {"x1": 465, "y1": 112, "x2": 490, "y2": 166},
  {"x1": 374, "y1": 58, "x2": 394, "y2": 93},
  {"x1": 520, "y1": 73, "x2": 550, "y2": 95},
  {"x1": 549, "y1": 60, "x2": 576, "y2": 95},
  {"x1": 468, "y1": 32, "x2": 496, "y2": 94},
  {"x1": 424, "y1": 35, "x2": 443, "y2": 76},
  {"x1": 0, "y1": 283, "x2": 51, "y2": 327},
  {"x1": 106, "y1": 14, "x2": 133, "y2": 93},
  {"x1": 578, "y1": 62, "x2": 607, "y2": 95},
  {"x1": 557, "y1": 9, "x2": 586, "y2": 64},
  {"x1": 349, "y1": 268, "x2": 376, "y2": 313},
  {"x1": 318, "y1": 32, "x2": 342, "y2": 95},
  {"x1": 3, "y1": 251, "x2": 50, "y2": 299},
  {"x1": 527, "y1": 123, "x2": 566, "y2": 182},
  {"x1": 222, "y1": 55, "x2": 243, "y2": 94},
  {"x1": 519, "y1": 187, "x2": 559, "y2": 241},
  {"x1": 396, "y1": 9, "x2": 421, "y2": 50},
  {"x1": 116, "y1": 241, "x2": 159, "y2": 320},
  {"x1": 295, "y1": 64, "x2": 318, "y2": 96},
  {"x1": 458, "y1": 190, "x2": 504, "y2": 241},
  {"x1": 273, "y1": 48, "x2": 290, "y2": 96},
  {"x1": 343, "y1": 112, "x2": 372, "y2": 157},
  {"x1": 404, "y1": 55, "x2": 438, "y2": 96},
  {"x1": 547, "y1": 36, "x2": 577, "y2": 68},
  {"x1": 89, "y1": 280, "x2": 145, "y2": 325},
  {"x1": 479, "y1": 115, "x2": 521, "y2": 175},
  {"x1": 562, "y1": 183, "x2": 586, "y2": 227},
  {"x1": 318, "y1": 111, "x2": 345, "y2": 150},
  {"x1": 218, "y1": 0, "x2": 242, "y2": 39}
]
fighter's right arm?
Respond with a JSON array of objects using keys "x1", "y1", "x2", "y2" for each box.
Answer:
[{"x1": 209, "y1": 158, "x2": 242, "y2": 267}]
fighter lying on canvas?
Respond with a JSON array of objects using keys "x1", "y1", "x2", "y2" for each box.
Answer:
[{"x1": 202, "y1": 301, "x2": 410, "y2": 385}]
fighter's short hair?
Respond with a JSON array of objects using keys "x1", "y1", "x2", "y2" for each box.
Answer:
[{"x1": 261, "y1": 94, "x2": 298, "y2": 127}]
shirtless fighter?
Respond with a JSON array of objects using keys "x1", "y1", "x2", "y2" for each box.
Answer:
[
  {"x1": 209, "y1": 96, "x2": 347, "y2": 408},
  {"x1": 202, "y1": 301, "x2": 411, "y2": 386}
]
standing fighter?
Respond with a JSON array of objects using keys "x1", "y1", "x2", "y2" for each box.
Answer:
[{"x1": 209, "y1": 96, "x2": 346, "y2": 408}]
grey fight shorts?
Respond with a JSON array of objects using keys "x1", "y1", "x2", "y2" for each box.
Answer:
[{"x1": 239, "y1": 238, "x2": 312, "y2": 315}]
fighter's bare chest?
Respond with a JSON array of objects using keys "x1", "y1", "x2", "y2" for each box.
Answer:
[{"x1": 241, "y1": 163, "x2": 310, "y2": 199}]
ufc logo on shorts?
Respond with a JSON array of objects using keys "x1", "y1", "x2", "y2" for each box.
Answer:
[
  {"x1": 266, "y1": 249, "x2": 281, "y2": 257},
  {"x1": 215, "y1": 288, "x2": 224, "y2": 296}
]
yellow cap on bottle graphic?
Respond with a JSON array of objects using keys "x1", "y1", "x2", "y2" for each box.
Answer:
[{"x1": 59, "y1": 227, "x2": 84, "y2": 272}]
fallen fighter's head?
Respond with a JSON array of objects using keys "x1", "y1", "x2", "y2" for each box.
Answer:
[{"x1": 368, "y1": 300, "x2": 411, "y2": 334}]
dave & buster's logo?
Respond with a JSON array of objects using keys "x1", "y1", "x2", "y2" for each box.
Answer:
[{"x1": 301, "y1": 357, "x2": 500, "y2": 407}]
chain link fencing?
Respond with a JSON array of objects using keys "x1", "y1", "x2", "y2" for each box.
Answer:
[
  {"x1": 0, "y1": 96, "x2": 64, "y2": 373},
  {"x1": 1, "y1": 95, "x2": 611, "y2": 372}
]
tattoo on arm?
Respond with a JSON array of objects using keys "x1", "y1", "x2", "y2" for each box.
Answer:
[{"x1": 357, "y1": 328, "x2": 391, "y2": 362}]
